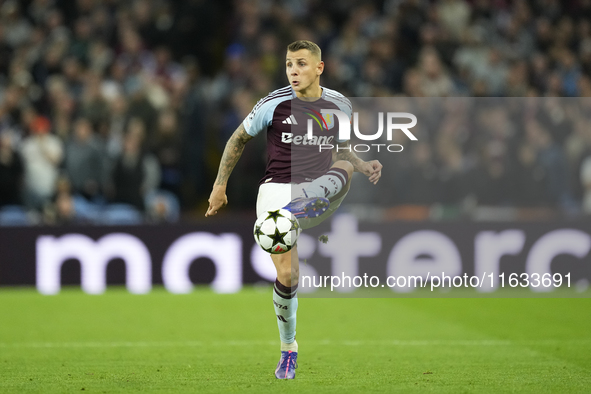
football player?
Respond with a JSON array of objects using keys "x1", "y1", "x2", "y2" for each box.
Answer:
[{"x1": 206, "y1": 40, "x2": 382, "y2": 379}]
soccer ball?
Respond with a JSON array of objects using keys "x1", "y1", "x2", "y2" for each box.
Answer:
[{"x1": 254, "y1": 208, "x2": 301, "y2": 254}]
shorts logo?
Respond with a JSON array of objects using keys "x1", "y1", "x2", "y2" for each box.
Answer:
[{"x1": 281, "y1": 132, "x2": 334, "y2": 146}]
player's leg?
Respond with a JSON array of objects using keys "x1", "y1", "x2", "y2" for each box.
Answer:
[
  {"x1": 256, "y1": 183, "x2": 300, "y2": 379},
  {"x1": 271, "y1": 246, "x2": 299, "y2": 379},
  {"x1": 282, "y1": 160, "x2": 354, "y2": 219},
  {"x1": 289, "y1": 160, "x2": 354, "y2": 229},
  {"x1": 272, "y1": 245, "x2": 299, "y2": 288},
  {"x1": 271, "y1": 246, "x2": 299, "y2": 344},
  {"x1": 301, "y1": 160, "x2": 353, "y2": 199}
]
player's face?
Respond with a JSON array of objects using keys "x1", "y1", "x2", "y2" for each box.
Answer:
[{"x1": 286, "y1": 49, "x2": 323, "y2": 95}]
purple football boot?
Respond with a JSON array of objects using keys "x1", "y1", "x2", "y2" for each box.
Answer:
[
  {"x1": 275, "y1": 350, "x2": 298, "y2": 379},
  {"x1": 282, "y1": 196, "x2": 329, "y2": 219}
]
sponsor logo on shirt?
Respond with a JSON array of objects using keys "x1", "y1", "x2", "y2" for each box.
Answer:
[{"x1": 281, "y1": 132, "x2": 334, "y2": 146}]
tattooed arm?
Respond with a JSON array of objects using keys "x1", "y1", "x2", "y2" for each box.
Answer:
[
  {"x1": 205, "y1": 124, "x2": 254, "y2": 217},
  {"x1": 333, "y1": 140, "x2": 383, "y2": 185}
]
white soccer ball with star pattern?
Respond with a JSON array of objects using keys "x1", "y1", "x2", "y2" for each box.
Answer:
[{"x1": 254, "y1": 208, "x2": 301, "y2": 254}]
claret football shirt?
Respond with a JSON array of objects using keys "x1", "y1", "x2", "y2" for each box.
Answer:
[{"x1": 243, "y1": 86, "x2": 351, "y2": 184}]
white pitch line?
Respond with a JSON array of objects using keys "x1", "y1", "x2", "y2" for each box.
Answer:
[
  {"x1": 0, "y1": 339, "x2": 589, "y2": 349},
  {"x1": 0, "y1": 340, "x2": 272, "y2": 348}
]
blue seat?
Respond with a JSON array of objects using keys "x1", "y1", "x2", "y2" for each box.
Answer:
[
  {"x1": 0, "y1": 205, "x2": 31, "y2": 226},
  {"x1": 101, "y1": 204, "x2": 144, "y2": 225},
  {"x1": 72, "y1": 195, "x2": 103, "y2": 222}
]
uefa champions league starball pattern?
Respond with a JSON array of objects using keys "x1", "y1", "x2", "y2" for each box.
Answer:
[{"x1": 254, "y1": 208, "x2": 301, "y2": 254}]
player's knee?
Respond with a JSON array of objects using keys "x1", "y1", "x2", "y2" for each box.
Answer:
[
  {"x1": 275, "y1": 258, "x2": 294, "y2": 284},
  {"x1": 277, "y1": 268, "x2": 294, "y2": 287},
  {"x1": 333, "y1": 160, "x2": 354, "y2": 180}
]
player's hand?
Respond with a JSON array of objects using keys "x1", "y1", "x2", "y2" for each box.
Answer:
[
  {"x1": 205, "y1": 186, "x2": 228, "y2": 217},
  {"x1": 361, "y1": 160, "x2": 382, "y2": 185}
]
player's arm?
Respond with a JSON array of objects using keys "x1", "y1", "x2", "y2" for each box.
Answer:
[
  {"x1": 205, "y1": 123, "x2": 254, "y2": 216},
  {"x1": 333, "y1": 140, "x2": 383, "y2": 185}
]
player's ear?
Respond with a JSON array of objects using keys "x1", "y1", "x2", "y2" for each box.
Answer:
[{"x1": 317, "y1": 61, "x2": 324, "y2": 75}]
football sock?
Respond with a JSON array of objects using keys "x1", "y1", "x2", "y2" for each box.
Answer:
[
  {"x1": 273, "y1": 278, "x2": 298, "y2": 345},
  {"x1": 302, "y1": 167, "x2": 349, "y2": 199},
  {"x1": 281, "y1": 339, "x2": 298, "y2": 352}
]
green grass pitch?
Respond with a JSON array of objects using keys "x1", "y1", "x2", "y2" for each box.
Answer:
[{"x1": 0, "y1": 287, "x2": 590, "y2": 393}]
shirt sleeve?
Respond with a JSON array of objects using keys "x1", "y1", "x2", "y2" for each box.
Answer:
[{"x1": 242, "y1": 98, "x2": 274, "y2": 137}]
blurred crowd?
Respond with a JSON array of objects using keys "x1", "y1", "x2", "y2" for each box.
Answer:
[
  {"x1": 346, "y1": 97, "x2": 591, "y2": 220},
  {"x1": 1, "y1": 0, "x2": 591, "y2": 225}
]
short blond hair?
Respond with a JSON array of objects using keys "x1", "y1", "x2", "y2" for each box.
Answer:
[{"x1": 287, "y1": 40, "x2": 321, "y2": 60}]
